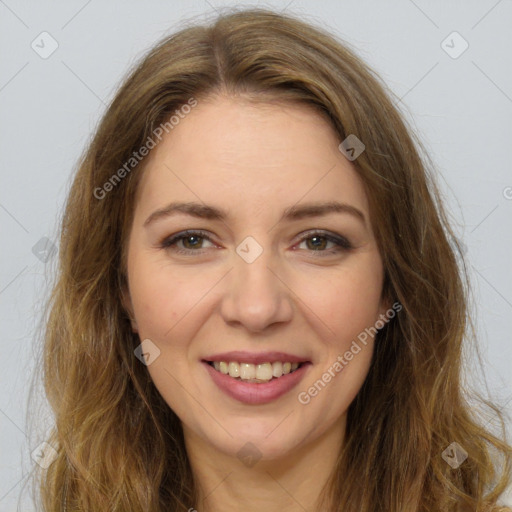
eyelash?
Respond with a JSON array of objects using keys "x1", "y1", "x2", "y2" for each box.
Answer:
[{"x1": 160, "y1": 229, "x2": 352, "y2": 257}]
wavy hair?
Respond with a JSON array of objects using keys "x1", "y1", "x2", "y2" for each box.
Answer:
[{"x1": 25, "y1": 7, "x2": 511, "y2": 511}]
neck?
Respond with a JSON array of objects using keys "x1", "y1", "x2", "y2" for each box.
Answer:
[{"x1": 184, "y1": 417, "x2": 345, "y2": 512}]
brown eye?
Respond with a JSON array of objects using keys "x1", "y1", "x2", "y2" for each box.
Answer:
[
  {"x1": 160, "y1": 229, "x2": 352, "y2": 256},
  {"x1": 304, "y1": 235, "x2": 329, "y2": 251},
  {"x1": 161, "y1": 230, "x2": 215, "y2": 254},
  {"x1": 181, "y1": 234, "x2": 204, "y2": 249},
  {"x1": 296, "y1": 231, "x2": 352, "y2": 255}
]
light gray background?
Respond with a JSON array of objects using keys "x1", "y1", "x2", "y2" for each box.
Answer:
[{"x1": 1, "y1": 0, "x2": 511, "y2": 509}]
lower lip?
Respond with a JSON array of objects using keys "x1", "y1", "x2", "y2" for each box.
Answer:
[{"x1": 202, "y1": 361, "x2": 311, "y2": 405}]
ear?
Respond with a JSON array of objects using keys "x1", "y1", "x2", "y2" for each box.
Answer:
[
  {"x1": 121, "y1": 283, "x2": 139, "y2": 333},
  {"x1": 375, "y1": 289, "x2": 398, "y2": 331},
  {"x1": 379, "y1": 293, "x2": 392, "y2": 318}
]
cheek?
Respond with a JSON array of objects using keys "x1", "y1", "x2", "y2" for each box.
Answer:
[
  {"x1": 295, "y1": 258, "x2": 384, "y2": 346},
  {"x1": 294, "y1": 266, "x2": 382, "y2": 420},
  {"x1": 127, "y1": 252, "x2": 211, "y2": 341}
]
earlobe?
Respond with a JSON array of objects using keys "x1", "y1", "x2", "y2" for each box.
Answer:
[
  {"x1": 376, "y1": 293, "x2": 401, "y2": 332},
  {"x1": 121, "y1": 286, "x2": 139, "y2": 333},
  {"x1": 129, "y1": 315, "x2": 139, "y2": 333},
  {"x1": 380, "y1": 297, "x2": 393, "y2": 319},
  {"x1": 378, "y1": 275, "x2": 393, "y2": 323},
  {"x1": 376, "y1": 293, "x2": 394, "y2": 329}
]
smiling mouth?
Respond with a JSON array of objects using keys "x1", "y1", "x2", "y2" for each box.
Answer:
[{"x1": 206, "y1": 360, "x2": 306, "y2": 383}]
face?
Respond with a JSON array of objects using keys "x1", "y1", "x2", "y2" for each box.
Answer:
[{"x1": 123, "y1": 95, "x2": 389, "y2": 462}]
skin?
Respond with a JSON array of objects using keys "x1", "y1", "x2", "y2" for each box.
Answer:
[{"x1": 123, "y1": 95, "x2": 389, "y2": 511}]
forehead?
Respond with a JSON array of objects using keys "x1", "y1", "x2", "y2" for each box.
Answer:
[{"x1": 134, "y1": 96, "x2": 369, "y2": 221}]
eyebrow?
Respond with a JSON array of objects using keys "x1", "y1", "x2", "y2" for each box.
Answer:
[{"x1": 143, "y1": 200, "x2": 366, "y2": 227}]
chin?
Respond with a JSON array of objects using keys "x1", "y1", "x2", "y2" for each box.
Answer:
[{"x1": 207, "y1": 417, "x2": 310, "y2": 462}]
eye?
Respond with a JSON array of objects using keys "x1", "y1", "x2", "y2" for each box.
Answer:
[
  {"x1": 160, "y1": 229, "x2": 352, "y2": 256},
  {"x1": 160, "y1": 230, "x2": 215, "y2": 254},
  {"x1": 295, "y1": 230, "x2": 352, "y2": 256}
]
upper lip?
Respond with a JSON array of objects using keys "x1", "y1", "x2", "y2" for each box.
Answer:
[{"x1": 203, "y1": 351, "x2": 311, "y2": 365}]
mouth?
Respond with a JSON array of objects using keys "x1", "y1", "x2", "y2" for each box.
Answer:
[
  {"x1": 201, "y1": 354, "x2": 312, "y2": 405},
  {"x1": 206, "y1": 360, "x2": 306, "y2": 383}
]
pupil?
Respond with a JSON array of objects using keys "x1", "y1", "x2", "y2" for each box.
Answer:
[
  {"x1": 185, "y1": 235, "x2": 201, "y2": 249},
  {"x1": 308, "y1": 236, "x2": 326, "y2": 250}
]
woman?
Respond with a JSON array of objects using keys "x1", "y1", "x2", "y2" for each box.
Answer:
[{"x1": 29, "y1": 7, "x2": 511, "y2": 511}]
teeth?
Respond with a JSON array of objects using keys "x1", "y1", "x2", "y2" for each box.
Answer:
[
  {"x1": 256, "y1": 363, "x2": 273, "y2": 380},
  {"x1": 272, "y1": 361, "x2": 283, "y2": 377},
  {"x1": 228, "y1": 362, "x2": 240, "y2": 378},
  {"x1": 240, "y1": 363, "x2": 256, "y2": 380},
  {"x1": 210, "y1": 360, "x2": 303, "y2": 382}
]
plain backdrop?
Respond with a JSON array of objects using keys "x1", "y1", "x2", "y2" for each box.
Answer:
[{"x1": 1, "y1": 0, "x2": 511, "y2": 509}]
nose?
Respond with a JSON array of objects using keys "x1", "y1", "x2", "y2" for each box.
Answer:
[{"x1": 219, "y1": 244, "x2": 294, "y2": 333}]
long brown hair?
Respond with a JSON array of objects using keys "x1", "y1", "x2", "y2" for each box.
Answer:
[{"x1": 25, "y1": 7, "x2": 511, "y2": 511}]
